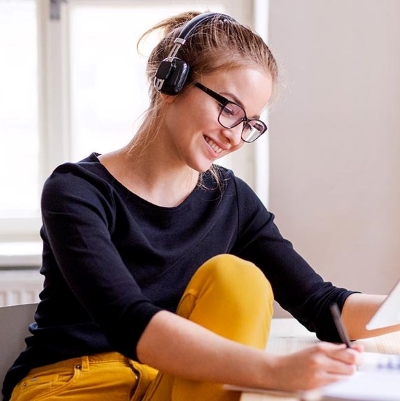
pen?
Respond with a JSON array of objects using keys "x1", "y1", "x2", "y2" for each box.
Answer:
[{"x1": 330, "y1": 303, "x2": 352, "y2": 348}]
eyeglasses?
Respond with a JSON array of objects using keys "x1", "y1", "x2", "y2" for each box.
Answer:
[{"x1": 193, "y1": 81, "x2": 267, "y2": 143}]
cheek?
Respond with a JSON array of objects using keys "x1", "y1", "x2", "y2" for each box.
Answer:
[
  {"x1": 165, "y1": 89, "x2": 219, "y2": 135},
  {"x1": 180, "y1": 88, "x2": 219, "y2": 124}
]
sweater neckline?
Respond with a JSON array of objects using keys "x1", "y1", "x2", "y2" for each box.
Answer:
[{"x1": 87, "y1": 152, "x2": 205, "y2": 212}]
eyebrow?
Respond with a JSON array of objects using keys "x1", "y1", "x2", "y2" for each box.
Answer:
[
  {"x1": 219, "y1": 90, "x2": 262, "y2": 120},
  {"x1": 220, "y1": 90, "x2": 242, "y2": 107},
  {"x1": 194, "y1": 81, "x2": 262, "y2": 120}
]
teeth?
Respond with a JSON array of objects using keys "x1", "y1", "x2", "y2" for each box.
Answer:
[{"x1": 205, "y1": 137, "x2": 222, "y2": 154}]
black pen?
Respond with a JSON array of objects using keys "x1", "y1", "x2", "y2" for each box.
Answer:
[{"x1": 330, "y1": 303, "x2": 352, "y2": 348}]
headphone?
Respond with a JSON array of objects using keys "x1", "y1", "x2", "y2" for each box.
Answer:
[{"x1": 154, "y1": 12, "x2": 235, "y2": 96}]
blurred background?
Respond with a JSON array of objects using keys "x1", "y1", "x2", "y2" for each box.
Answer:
[
  {"x1": 268, "y1": 0, "x2": 400, "y2": 316},
  {"x1": 0, "y1": 0, "x2": 399, "y2": 315}
]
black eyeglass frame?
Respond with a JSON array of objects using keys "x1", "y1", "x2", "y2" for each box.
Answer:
[{"x1": 193, "y1": 81, "x2": 267, "y2": 143}]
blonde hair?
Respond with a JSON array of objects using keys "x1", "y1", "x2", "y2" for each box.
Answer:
[{"x1": 141, "y1": 11, "x2": 278, "y2": 105}]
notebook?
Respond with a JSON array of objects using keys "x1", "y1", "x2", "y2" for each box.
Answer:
[
  {"x1": 321, "y1": 351, "x2": 400, "y2": 401},
  {"x1": 366, "y1": 279, "x2": 400, "y2": 330}
]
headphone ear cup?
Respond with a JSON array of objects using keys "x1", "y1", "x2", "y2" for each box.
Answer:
[{"x1": 154, "y1": 58, "x2": 190, "y2": 95}]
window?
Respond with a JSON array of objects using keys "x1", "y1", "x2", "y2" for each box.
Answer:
[
  {"x1": 0, "y1": 0, "x2": 39, "y2": 239},
  {"x1": 0, "y1": 0, "x2": 268, "y2": 245}
]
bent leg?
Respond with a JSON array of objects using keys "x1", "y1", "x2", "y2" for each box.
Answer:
[{"x1": 143, "y1": 254, "x2": 274, "y2": 401}]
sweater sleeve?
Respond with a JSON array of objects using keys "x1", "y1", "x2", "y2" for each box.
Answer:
[
  {"x1": 40, "y1": 162, "x2": 162, "y2": 359},
  {"x1": 230, "y1": 176, "x2": 356, "y2": 342}
]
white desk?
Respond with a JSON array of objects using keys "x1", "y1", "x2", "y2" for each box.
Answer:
[{"x1": 239, "y1": 318, "x2": 400, "y2": 401}]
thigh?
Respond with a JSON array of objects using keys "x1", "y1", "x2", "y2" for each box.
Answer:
[
  {"x1": 10, "y1": 354, "x2": 140, "y2": 401},
  {"x1": 143, "y1": 371, "x2": 241, "y2": 401},
  {"x1": 11, "y1": 363, "x2": 84, "y2": 401}
]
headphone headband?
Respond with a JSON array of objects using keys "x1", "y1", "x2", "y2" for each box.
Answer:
[
  {"x1": 178, "y1": 12, "x2": 227, "y2": 43},
  {"x1": 154, "y1": 12, "x2": 235, "y2": 95}
]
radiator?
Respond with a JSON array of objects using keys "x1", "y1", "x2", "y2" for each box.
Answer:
[{"x1": 0, "y1": 271, "x2": 43, "y2": 307}]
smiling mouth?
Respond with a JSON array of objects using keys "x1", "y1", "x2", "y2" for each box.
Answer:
[{"x1": 205, "y1": 136, "x2": 223, "y2": 154}]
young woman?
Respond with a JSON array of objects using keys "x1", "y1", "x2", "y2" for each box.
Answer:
[{"x1": 3, "y1": 10, "x2": 399, "y2": 401}]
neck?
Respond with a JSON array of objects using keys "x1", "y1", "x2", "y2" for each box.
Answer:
[{"x1": 100, "y1": 141, "x2": 200, "y2": 208}]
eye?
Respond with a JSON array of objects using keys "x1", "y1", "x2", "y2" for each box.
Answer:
[
  {"x1": 247, "y1": 121, "x2": 263, "y2": 131},
  {"x1": 243, "y1": 124, "x2": 258, "y2": 134},
  {"x1": 251, "y1": 121, "x2": 264, "y2": 132},
  {"x1": 221, "y1": 102, "x2": 243, "y2": 118}
]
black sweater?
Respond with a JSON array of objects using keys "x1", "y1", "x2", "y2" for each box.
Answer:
[{"x1": 3, "y1": 153, "x2": 354, "y2": 400}]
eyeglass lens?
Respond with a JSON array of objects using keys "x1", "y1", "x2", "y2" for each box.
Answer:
[
  {"x1": 242, "y1": 120, "x2": 266, "y2": 142},
  {"x1": 219, "y1": 103, "x2": 266, "y2": 143}
]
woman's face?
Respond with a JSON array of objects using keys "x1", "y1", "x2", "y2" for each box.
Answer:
[{"x1": 160, "y1": 66, "x2": 273, "y2": 173}]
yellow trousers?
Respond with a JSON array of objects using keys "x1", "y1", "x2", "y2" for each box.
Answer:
[{"x1": 10, "y1": 255, "x2": 274, "y2": 401}]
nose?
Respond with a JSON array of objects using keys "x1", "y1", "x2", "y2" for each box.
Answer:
[{"x1": 221, "y1": 124, "x2": 243, "y2": 148}]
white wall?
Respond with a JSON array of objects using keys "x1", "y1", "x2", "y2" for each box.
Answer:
[{"x1": 267, "y1": 0, "x2": 400, "y2": 316}]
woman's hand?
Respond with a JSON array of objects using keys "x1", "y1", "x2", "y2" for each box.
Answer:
[{"x1": 267, "y1": 342, "x2": 363, "y2": 391}]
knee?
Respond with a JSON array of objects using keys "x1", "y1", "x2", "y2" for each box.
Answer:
[
  {"x1": 179, "y1": 254, "x2": 274, "y2": 346},
  {"x1": 198, "y1": 254, "x2": 274, "y2": 304}
]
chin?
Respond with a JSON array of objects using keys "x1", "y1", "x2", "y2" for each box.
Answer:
[
  {"x1": 198, "y1": 162, "x2": 215, "y2": 173},
  {"x1": 188, "y1": 158, "x2": 214, "y2": 174}
]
